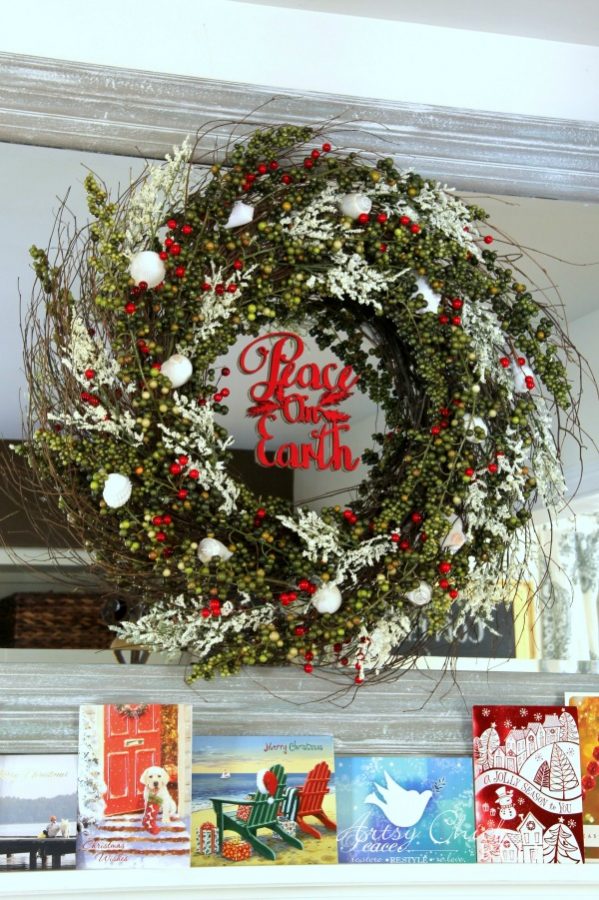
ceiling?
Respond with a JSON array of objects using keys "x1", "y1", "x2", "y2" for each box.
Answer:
[{"x1": 233, "y1": 0, "x2": 599, "y2": 47}]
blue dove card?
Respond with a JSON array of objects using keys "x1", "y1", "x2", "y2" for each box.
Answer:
[{"x1": 336, "y1": 756, "x2": 476, "y2": 864}]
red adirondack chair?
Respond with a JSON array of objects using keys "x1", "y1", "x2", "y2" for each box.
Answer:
[{"x1": 295, "y1": 761, "x2": 336, "y2": 839}]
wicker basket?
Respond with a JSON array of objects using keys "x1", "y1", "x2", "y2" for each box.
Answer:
[{"x1": 0, "y1": 592, "x2": 113, "y2": 649}]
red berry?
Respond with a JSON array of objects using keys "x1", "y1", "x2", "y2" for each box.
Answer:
[
  {"x1": 124, "y1": 302, "x2": 136, "y2": 314},
  {"x1": 257, "y1": 163, "x2": 268, "y2": 175},
  {"x1": 298, "y1": 578, "x2": 310, "y2": 591},
  {"x1": 215, "y1": 284, "x2": 225, "y2": 295},
  {"x1": 281, "y1": 174, "x2": 292, "y2": 185},
  {"x1": 178, "y1": 455, "x2": 189, "y2": 465},
  {"x1": 221, "y1": 387, "x2": 230, "y2": 398},
  {"x1": 410, "y1": 224, "x2": 421, "y2": 234},
  {"x1": 340, "y1": 656, "x2": 348, "y2": 666},
  {"x1": 439, "y1": 407, "x2": 450, "y2": 417},
  {"x1": 390, "y1": 533, "x2": 400, "y2": 543},
  {"x1": 233, "y1": 259, "x2": 243, "y2": 270},
  {"x1": 84, "y1": 368, "x2": 95, "y2": 380},
  {"x1": 162, "y1": 514, "x2": 172, "y2": 525},
  {"x1": 138, "y1": 281, "x2": 148, "y2": 292},
  {"x1": 465, "y1": 467, "x2": 475, "y2": 477},
  {"x1": 188, "y1": 469, "x2": 200, "y2": 480},
  {"x1": 159, "y1": 250, "x2": 168, "y2": 260},
  {"x1": 439, "y1": 579, "x2": 450, "y2": 590},
  {"x1": 304, "y1": 650, "x2": 314, "y2": 661},
  {"x1": 245, "y1": 173, "x2": 256, "y2": 183},
  {"x1": 582, "y1": 774, "x2": 596, "y2": 791},
  {"x1": 287, "y1": 591, "x2": 297, "y2": 603},
  {"x1": 438, "y1": 314, "x2": 450, "y2": 325},
  {"x1": 355, "y1": 676, "x2": 364, "y2": 685},
  {"x1": 304, "y1": 663, "x2": 313, "y2": 673},
  {"x1": 438, "y1": 561, "x2": 452, "y2": 575},
  {"x1": 379, "y1": 243, "x2": 388, "y2": 252},
  {"x1": 155, "y1": 531, "x2": 166, "y2": 543},
  {"x1": 500, "y1": 357, "x2": 510, "y2": 368},
  {"x1": 483, "y1": 235, "x2": 494, "y2": 244},
  {"x1": 201, "y1": 282, "x2": 211, "y2": 291},
  {"x1": 169, "y1": 463, "x2": 182, "y2": 476},
  {"x1": 201, "y1": 608, "x2": 211, "y2": 618},
  {"x1": 295, "y1": 626, "x2": 306, "y2": 636},
  {"x1": 269, "y1": 160, "x2": 279, "y2": 170},
  {"x1": 227, "y1": 283, "x2": 238, "y2": 293},
  {"x1": 377, "y1": 213, "x2": 388, "y2": 223},
  {"x1": 164, "y1": 237, "x2": 174, "y2": 248},
  {"x1": 181, "y1": 224, "x2": 193, "y2": 235},
  {"x1": 152, "y1": 516, "x2": 163, "y2": 526},
  {"x1": 177, "y1": 489, "x2": 188, "y2": 499},
  {"x1": 525, "y1": 376, "x2": 535, "y2": 390},
  {"x1": 311, "y1": 149, "x2": 320, "y2": 159},
  {"x1": 174, "y1": 266, "x2": 186, "y2": 278},
  {"x1": 449, "y1": 589, "x2": 459, "y2": 600},
  {"x1": 222, "y1": 367, "x2": 230, "y2": 376},
  {"x1": 488, "y1": 463, "x2": 498, "y2": 474},
  {"x1": 333, "y1": 643, "x2": 342, "y2": 653},
  {"x1": 322, "y1": 142, "x2": 332, "y2": 152},
  {"x1": 399, "y1": 539, "x2": 410, "y2": 551},
  {"x1": 151, "y1": 362, "x2": 162, "y2": 371},
  {"x1": 411, "y1": 512, "x2": 423, "y2": 524},
  {"x1": 304, "y1": 158, "x2": 314, "y2": 169},
  {"x1": 451, "y1": 316, "x2": 462, "y2": 326},
  {"x1": 517, "y1": 356, "x2": 526, "y2": 366},
  {"x1": 357, "y1": 213, "x2": 370, "y2": 224},
  {"x1": 451, "y1": 298, "x2": 463, "y2": 310},
  {"x1": 256, "y1": 507, "x2": 267, "y2": 519},
  {"x1": 166, "y1": 218, "x2": 177, "y2": 229},
  {"x1": 400, "y1": 215, "x2": 411, "y2": 225},
  {"x1": 431, "y1": 425, "x2": 441, "y2": 435}
]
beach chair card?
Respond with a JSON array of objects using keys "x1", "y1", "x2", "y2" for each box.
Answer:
[
  {"x1": 473, "y1": 704, "x2": 585, "y2": 863},
  {"x1": 565, "y1": 694, "x2": 599, "y2": 862},
  {"x1": 191, "y1": 735, "x2": 337, "y2": 866},
  {"x1": 0, "y1": 754, "x2": 77, "y2": 871},
  {"x1": 336, "y1": 756, "x2": 476, "y2": 864},
  {"x1": 77, "y1": 703, "x2": 192, "y2": 868}
]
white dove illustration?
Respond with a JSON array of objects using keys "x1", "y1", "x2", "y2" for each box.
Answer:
[{"x1": 365, "y1": 771, "x2": 433, "y2": 827}]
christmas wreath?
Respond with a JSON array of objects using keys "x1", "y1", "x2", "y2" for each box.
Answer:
[{"x1": 19, "y1": 125, "x2": 579, "y2": 684}]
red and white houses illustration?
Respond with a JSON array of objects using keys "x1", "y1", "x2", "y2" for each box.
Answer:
[
  {"x1": 77, "y1": 704, "x2": 192, "y2": 868},
  {"x1": 472, "y1": 705, "x2": 585, "y2": 864}
]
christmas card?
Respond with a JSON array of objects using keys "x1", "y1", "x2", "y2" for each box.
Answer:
[
  {"x1": 191, "y1": 735, "x2": 337, "y2": 866},
  {"x1": 565, "y1": 694, "x2": 599, "y2": 862},
  {"x1": 473, "y1": 704, "x2": 584, "y2": 863},
  {"x1": 0, "y1": 754, "x2": 77, "y2": 871},
  {"x1": 77, "y1": 703, "x2": 192, "y2": 868},
  {"x1": 336, "y1": 756, "x2": 476, "y2": 864}
]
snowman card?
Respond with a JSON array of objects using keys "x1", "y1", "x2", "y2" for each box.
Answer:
[
  {"x1": 336, "y1": 756, "x2": 476, "y2": 864},
  {"x1": 191, "y1": 735, "x2": 337, "y2": 866},
  {"x1": 472, "y1": 705, "x2": 585, "y2": 863},
  {"x1": 565, "y1": 694, "x2": 599, "y2": 862}
]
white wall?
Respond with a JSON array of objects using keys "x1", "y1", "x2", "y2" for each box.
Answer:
[{"x1": 1, "y1": 0, "x2": 599, "y2": 121}]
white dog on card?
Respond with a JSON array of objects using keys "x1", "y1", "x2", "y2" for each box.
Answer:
[{"x1": 140, "y1": 766, "x2": 178, "y2": 821}]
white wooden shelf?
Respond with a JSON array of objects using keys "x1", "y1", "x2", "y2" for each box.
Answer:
[{"x1": 1, "y1": 864, "x2": 598, "y2": 899}]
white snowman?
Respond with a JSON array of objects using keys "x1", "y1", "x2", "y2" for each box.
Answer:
[{"x1": 495, "y1": 786, "x2": 517, "y2": 821}]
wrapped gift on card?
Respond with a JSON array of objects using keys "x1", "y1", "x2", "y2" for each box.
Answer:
[{"x1": 472, "y1": 704, "x2": 585, "y2": 863}]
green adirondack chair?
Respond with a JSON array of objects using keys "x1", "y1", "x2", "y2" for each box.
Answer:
[{"x1": 210, "y1": 763, "x2": 304, "y2": 861}]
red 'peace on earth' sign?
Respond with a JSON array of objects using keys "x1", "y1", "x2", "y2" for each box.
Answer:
[{"x1": 238, "y1": 331, "x2": 361, "y2": 471}]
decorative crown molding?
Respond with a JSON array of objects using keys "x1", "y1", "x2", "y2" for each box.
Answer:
[{"x1": 0, "y1": 52, "x2": 598, "y2": 201}]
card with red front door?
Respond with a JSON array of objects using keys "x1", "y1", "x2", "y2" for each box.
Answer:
[
  {"x1": 76, "y1": 704, "x2": 192, "y2": 868},
  {"x1": 472, "y1": 705, "x2": 584, "y2": 863},
  {"x1": 565, "y1": 694, "x2": 599, "y2": 862}
]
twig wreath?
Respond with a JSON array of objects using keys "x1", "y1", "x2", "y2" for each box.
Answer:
[{"x1": 18, "y1": 124, "x2": 581, "y2": 684}]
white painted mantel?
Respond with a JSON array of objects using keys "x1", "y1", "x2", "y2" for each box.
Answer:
[{"x1": 2, "y1": 863, "x2": 599, "y2": 899}]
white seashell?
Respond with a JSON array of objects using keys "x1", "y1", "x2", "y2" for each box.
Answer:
[
  {"x1": 411, "y1": 277, "x2": 442, "y2": 314},
  {"x1": 462, "y1": 414, "x2": 488, "y2": 443},
  {"x1": 102, "y1": 473, "x2": 132, "y2": 508},
  {"x1": 511, "y1": 360, "x2": 535, "y2": 392},
  {"x1": 161, "y1": 354, "x2": 193, "y2": 388},
  {"x1": 224, "y1": 201, "x2": 255, "y2": 229},
  {"x1": 405, "y1": 582, "x2": 432, "y2": 607},
  {"x1": 441, "y1": 516, "x2": 467, "y2": 554},
  {"x1": 311, "y1": 584, "x2": 343, "y2": 614},
  {"x1": 129, "y1": 251, "x2": 166, "y2": 288},
  {"x1": 338, "y1": 192, "x2": 372, "y2": 219},
  {"x1": 197, "y1": 538, "x2": 232, "y2": 564}
]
